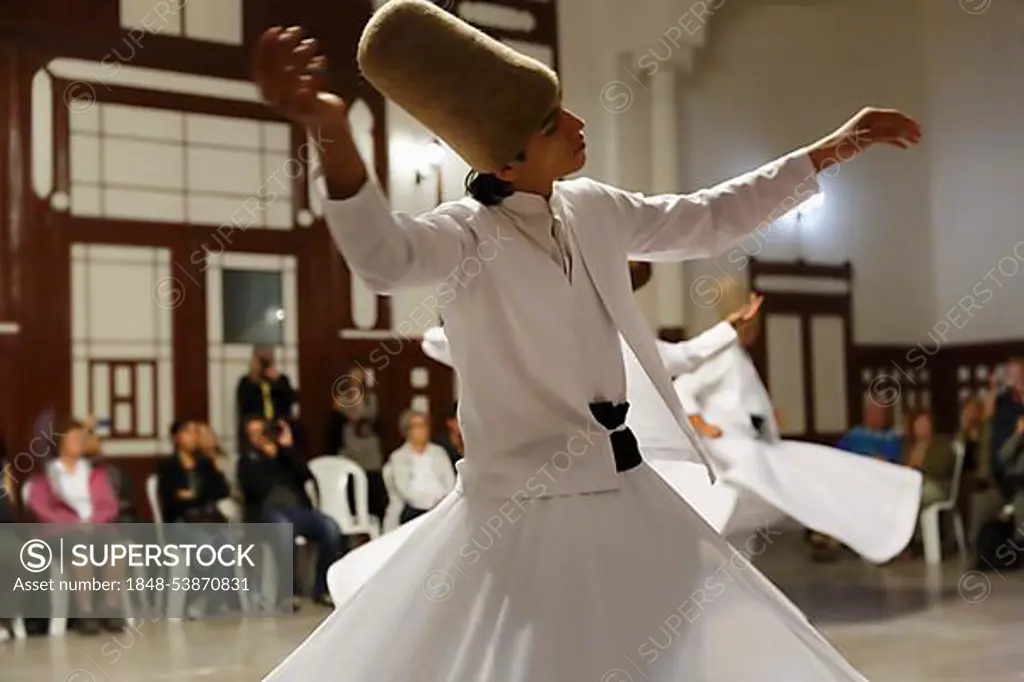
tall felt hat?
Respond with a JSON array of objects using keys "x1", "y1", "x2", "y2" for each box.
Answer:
[{"x1": 358, "y1": 0, "x2": 560, "y2": 173}]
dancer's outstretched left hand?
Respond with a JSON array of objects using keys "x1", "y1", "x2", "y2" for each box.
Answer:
[{"x1": 809, "y1": 107, "x2": 922, "y2": 171}]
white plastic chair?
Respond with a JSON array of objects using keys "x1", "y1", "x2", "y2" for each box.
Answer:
[
  {"x1": 381, "y1": 462, "x2": 403, "y2": 534},
  {"x1": 308, "y1": 456, "x2": 381, "y2": 542},
  {"x1": 919, "y1": 440, "x2": 968, "y2": 566},
  {"x1": 146, "y1": 474, "x2": 192, "y2": 620}
]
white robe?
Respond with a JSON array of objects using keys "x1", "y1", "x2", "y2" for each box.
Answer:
[
  {"x1": 421, "y1": 324, "x2": 744, "y2": 531},
  {"x1": 262, "y1": 148, "x2": 877, "y2": 681},
  {"x1": 673, "y1": 344, "x2": 923, "y2": 563}
]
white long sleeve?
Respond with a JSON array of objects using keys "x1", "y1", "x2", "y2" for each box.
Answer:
[
  {"x1": 656, "y1": 322, "x2": 738, "y2": 377},
  {"x1": 321, "y1": 177, "x2": 483, "y2": 292},
  {"x1": 575, "y1": 148, "x2": 820, "y2": 262},
  {"x1": 421, "y1": 327, "x2": 454, "y2": 367}
]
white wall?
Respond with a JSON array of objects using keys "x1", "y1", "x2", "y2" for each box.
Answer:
[
  {"x1": 671, "y1": 0, "x2": 934, "y2": 343},
  {"x1": 923, "y1": 0, "x2": 1024, "y2": 343},
  {"x1": 376, "y1": 0, "x2": 1024, "y2": 345}
]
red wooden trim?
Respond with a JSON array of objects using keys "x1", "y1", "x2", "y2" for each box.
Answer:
[
  {"x1": 87, "y1": 82, "x2": 284, "y2": 122},
  {"x1": 54, "y1": 213, "x2": 307, "y2": 252},
  {"x1": 50, "y1": 75, "x2": 70, "y2": 197},
  {"x1": 0, "y1": 46, "x2": 11, "y2": 323},
  {"x1": 799, "y1": 312, "x2": 816, "y2": 434}
]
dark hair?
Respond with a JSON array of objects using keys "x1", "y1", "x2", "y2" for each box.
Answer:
[
  {"x1": 465, "y1": 171, "x2": 514, "y2": 206},
  {"x1": 54, "y1": 418, "x2": 85, "y2": 456}
]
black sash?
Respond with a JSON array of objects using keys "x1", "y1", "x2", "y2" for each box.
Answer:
[{"x1": 589, "y1": 401, "x2": 642, "y2": 472}]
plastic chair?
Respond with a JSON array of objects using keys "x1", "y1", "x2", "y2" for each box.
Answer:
[
  {"x1": 381, "y1": 462, "x2": 403, "y2": 534},
  {"x1": 146, "y1": 474, "x2": 192, "y2": 620},
  {"x1": 919, "y1": 440, "x2": 968, "y2": 566},
  {"x1": 308, "y1": 456, "x2": 381, "y2": 542}
]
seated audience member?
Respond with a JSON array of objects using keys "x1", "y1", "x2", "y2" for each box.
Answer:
[
  {"x1": 903, "y1": 410, "x2": 957, "y2": 508},
  {"x1": 157, "y1": 420, "x2": 236, "y2": 612},
  {"x1": 957, "y1": 397, "x2": 988, "y2": 540},
  {"x1": 328, "y1": 364, "x2": 387, "y2": 520},
  {"x1": 82, "y1": 416, "x2": 137, "y2": 522},
  {"x1": 157, "y1": 420, "x2": 232, "y2": 524},
  {"x1": 238, "y1": 416, "x2": 343, "y2": 608},
  {"x1": 438, "y1": 401, "x2": 464, "y2": 467},
  {"x1": 389, "y1": 410, "x2": 456, "y2": 525},
  {"x1": 997, "y1": 417, "x2": 1024, "y2": 516},
  {"x1": 196, "y1": 422, "x2": 242, "y2": 519},
  {"x1": 837, "y1": 400, "x2": 902, "y2": 463},
  {"x1": 25, "y1": 418, "x2": 126, "y2": 635},
  {"x1": 985, "y1": 358, "x2": 1024, "y2": 503}
]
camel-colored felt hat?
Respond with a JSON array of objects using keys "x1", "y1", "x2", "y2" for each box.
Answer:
[{"x1": 358, "y1": 0, "x2": 561, "y2": 173}]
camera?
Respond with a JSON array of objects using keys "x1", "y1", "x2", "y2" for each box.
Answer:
[{"x1": 262, "y1": 419, "x2": 283, "y2": 441}]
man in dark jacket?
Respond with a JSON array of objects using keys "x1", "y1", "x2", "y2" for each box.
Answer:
[
  {"x1": 237, "y1": 416, "x2": 343, "y2": 608},
  {"x1": 236, "y1": 347, "x2": 298, "y2": 430}
]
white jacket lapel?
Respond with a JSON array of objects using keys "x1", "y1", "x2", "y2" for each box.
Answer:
[{"x1": 569, "y1": 216, "x2": 718, "y2": 481}]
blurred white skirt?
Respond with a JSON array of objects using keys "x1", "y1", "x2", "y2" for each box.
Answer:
[
  {"x1": 262, "y1": 461, "x2": 870, "y2": 682},
  {"x1": 688, "y1": 436, "x2": 922, "y2": 563}
]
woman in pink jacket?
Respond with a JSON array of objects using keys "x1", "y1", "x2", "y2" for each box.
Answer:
[{"x1": 26, "y1": 418, "x2": 126, "y2": 635}]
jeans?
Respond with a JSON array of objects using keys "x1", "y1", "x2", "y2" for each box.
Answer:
[{"x1": 264, "y1": 507, "x2": 345, "y2": 601}]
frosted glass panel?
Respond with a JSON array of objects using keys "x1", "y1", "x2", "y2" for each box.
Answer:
[
  {"x1": 120, "y1": 0, "x2": 183, "y2": 35},
  {"x1": 136, "y1": 363, "x2": 155, "y2": 437},
  {"x1": 104, "y1": 188, "x2": 185, "y2": 222},
  {"x1": 187, "y1": 147, "x2": 262, "y2": 194},
  {"x1": 103, "y1": 138, "x2": 184, "y2": 189},
  {"x1": 114, "y1": 365, "x2": 133, "y2": 397},
  {"x1": 811, "y1": 316, "x2": 849, "y2": 433},
  {"x1": 71, "y1": 185, "x2": 102, "y2": 217},
  {"x1": 765, "y1": 314, "x2": 806, "y2": 435},
  {"x1": 67, "y1": 103, "x2": 298, "y2": 228},
  {"x1": 103, "y1": 104, "x2": 183, "y2": 141},
  {"x1": 70, "y1": 135, "x2": 101, "y2": 183},
  {"x1": 184, "y1": 0, "x2": 243, "y2": 45},
  {"x1": 187, "y1": 113, "x2": 260, "y2": 148}
]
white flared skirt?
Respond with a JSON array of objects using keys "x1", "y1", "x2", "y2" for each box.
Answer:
[
  {"x1": 263, "y1": 461, "x2": 871, "y2": 682},
  {"x1": 648, "y1": 436, "x2": 923, "y2": 564}
]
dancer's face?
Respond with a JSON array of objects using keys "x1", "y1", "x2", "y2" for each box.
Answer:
[{"x1": 496, "y1": 106, "x2": 587, "y2": 192}]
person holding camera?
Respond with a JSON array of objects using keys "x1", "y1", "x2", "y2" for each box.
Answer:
[
  {"x1": 237, "y1": 416, "x2": 343, "y2": 609},
  {"x1": 236, "y1": 346, "x2": 298, "y2": 444}
]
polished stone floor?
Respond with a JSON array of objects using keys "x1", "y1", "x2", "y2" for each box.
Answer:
[{"x1": 5, "y1": 528, "x2": 1023, "y2": 681}]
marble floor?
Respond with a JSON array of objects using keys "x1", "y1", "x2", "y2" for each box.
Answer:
[{"x1": 5, "y1": 530, "x2": 1023, "y2": 681}]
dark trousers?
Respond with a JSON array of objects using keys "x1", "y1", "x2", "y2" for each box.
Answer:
[
  {"x1": 346, "y1": 469, "x2": 388, "y2": 522},
  {"x1": 264, "y1": 507, "x2": 345, "y2": 601},
  {"x1": 400, "y1": 505, "x2": 428, "y2": 525}
]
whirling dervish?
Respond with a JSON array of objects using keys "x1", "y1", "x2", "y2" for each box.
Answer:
[
  {"x1": 673, "y1": 278, "x2": 923, "y2": 563},
  {"x1": 252, "y1": 0, "x2": 922, "y2": 679}
]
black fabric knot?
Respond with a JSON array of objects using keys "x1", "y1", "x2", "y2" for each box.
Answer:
[{"x1": 589, "y1": 401, "x2": 641, "y2": 473}]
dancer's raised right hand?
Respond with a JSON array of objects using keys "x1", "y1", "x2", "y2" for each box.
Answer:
[
  {"x1": 252, "y1": 26, "x2": 347, "y2": 130},
  {"x1": 252, "y1": 26, "x2": 368, "y2": 198}
]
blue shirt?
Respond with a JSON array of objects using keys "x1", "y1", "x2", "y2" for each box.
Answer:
[{"x1": 837, "y1": 426, "x2": 903, "y2": 464}]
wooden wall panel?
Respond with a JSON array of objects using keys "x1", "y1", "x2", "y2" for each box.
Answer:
[{"x1": 0, "y1": 0, "x2": 554, "y2": 513}]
